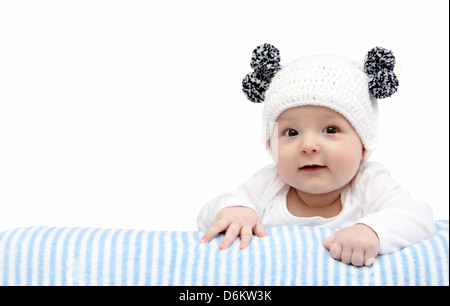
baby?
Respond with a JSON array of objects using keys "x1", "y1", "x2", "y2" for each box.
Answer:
[{"x1": 197, "y1": 44, "x2": 436, "y2": 266}]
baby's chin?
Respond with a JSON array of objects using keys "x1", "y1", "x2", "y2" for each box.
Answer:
[
  {"x1": 290, "y1": 183, "x2": 347, "y2": 196},
  {"x1": 292, "y1": 187, "x2": 335, "y2": 195}
]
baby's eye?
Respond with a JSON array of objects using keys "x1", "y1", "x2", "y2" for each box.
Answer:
[
  {"x1": 323, "y1": 126, "x2": 339, "y2": 134},
  {"x1": 284, "y1": 129, "x2": 299, "y2": 137}
]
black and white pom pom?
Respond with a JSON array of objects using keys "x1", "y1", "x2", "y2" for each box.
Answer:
[
  {"x1": 364, "y1": 47, "x2": 398, "y2": 99},
  {"x1": 368, "y1": 69, "x2": 399, "y2": 99},
  {"x1": 364, "y1": 47, "x2": 396, "y2": 75},
  {"x1": 243, "y1": 43, "x2": 281, "y2": 103},
  {"x1": 250, "y1": 43, "x2": 281, "y2": 77},
  {"x1": 242, "y1": 72, "x2": 270, "y2": 103}
]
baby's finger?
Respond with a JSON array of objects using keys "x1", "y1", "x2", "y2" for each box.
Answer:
[
  {"x1": 239, "y1": 225, "x2": 253, "y2": 249},
  {"x1": 329, "y1": 240, "x2": 342, "y2": 261},
  {"x1": 350, "y1": 249, "x2": 365, "y2": 267},
  {"x1": 201, "y1": 218, "x2": 229, "y2": 243},
  {"x1": 340, "y1": 246, "x2": 352, "y2": 265},
  {"x1": 323, "y1": 234, "x2": 336, "y2": 251},
  {"x1": 253, "y1": 222, "x2": 268, "y2": 238},
  {"x1": 219, "y1": 223, "x2": 240, "y2": 250}
]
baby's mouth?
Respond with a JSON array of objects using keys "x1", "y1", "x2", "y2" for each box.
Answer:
[{"x1": 299, "y1": 165, "x2": 326, "y2": 171}]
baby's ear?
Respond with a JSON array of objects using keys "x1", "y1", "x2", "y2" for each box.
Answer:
[{"x1": 361, "y1": 147, "x2": 366, "y2": 162}]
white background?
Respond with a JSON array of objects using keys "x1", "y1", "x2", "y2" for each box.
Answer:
[{"x1": 0, "y1": 0, "x2": 448, "y2": 231}]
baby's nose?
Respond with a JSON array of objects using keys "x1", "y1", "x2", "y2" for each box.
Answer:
[
  {"x1": 299, "y1": 136, "x2": 320, "y2": 154},
  {"x1": 301, "y1": 147, "x2": 318, "y2": 154}
]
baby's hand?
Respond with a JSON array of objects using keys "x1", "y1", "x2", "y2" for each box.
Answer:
[
  {"x1": 323, "y1": 223, "x2": 380, "y2": 266},
  {"x1": 200, "y1": 206, "x2": 268, "y2": 250}
]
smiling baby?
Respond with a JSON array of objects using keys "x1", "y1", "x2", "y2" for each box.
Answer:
[{"x1": 197, "y1": 44, "x2": 435, "y2": 266}]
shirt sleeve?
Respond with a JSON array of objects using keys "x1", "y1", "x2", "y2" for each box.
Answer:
[
  {"x1": 196, "y1": 164, "x2": 283, "y2": 232},
  {"x1": 355, "y1": 162, "x2": 436, "y2": 254}
]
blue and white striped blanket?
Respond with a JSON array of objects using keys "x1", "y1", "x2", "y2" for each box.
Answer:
[{"x1": 0, "y1": 220, "x2": 448, "y2": 286}]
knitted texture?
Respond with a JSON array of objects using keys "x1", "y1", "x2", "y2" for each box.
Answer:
[{"x1": 262, "y1": 54, "x2": 379, "y2": 159}]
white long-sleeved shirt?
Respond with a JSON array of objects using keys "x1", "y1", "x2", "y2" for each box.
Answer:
[{"x1": 197, "y1": 161, "x2": 436, "y2": 254}]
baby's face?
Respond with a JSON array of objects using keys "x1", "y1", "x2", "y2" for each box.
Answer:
[{"x1": 271, "y1": 105, "x2": 364, "y2": 195}]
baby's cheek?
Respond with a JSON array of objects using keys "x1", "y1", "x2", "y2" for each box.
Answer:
[
  {"x1": 275, "y1": 150, "x2": 295, "y2": 178},
  {"x1": 335, "y1": 148, "x2": 363, "y2": 176},
  {"x1": 275, "y1": 152, "x2": 289, "y2": 174}
]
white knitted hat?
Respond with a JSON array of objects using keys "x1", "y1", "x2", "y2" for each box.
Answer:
[
  {"x1": 242, "y1": 44, "x2": 399, "y2": 160},
  {"x1": 263, "y1": 54, "x2": 378, "y2": 158}
]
